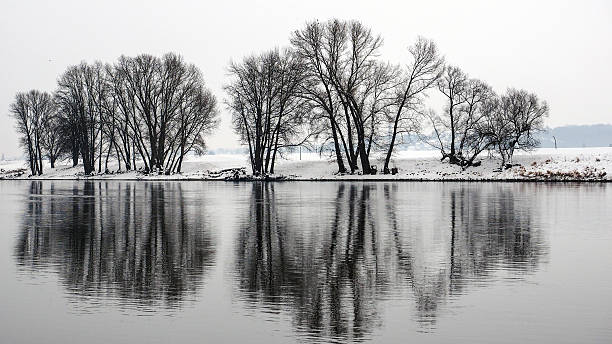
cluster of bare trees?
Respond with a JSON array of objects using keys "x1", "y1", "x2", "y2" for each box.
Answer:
[
  {"x1": 227, "y1": 20, "x2": 439, "y2": 175},
  {"x1": 227, "y1": 19, "x2": 548, "y2": 174},
  {"x1": 9, "y1": 90, "x2": 60, "y2": 175},
  {"x1": 10, "y1": 20, "x2": 548, "y2": 177},
  {"x1": 10, "y1": 53, "x2": 218, "y2": 176},
  {"x1": 425, "y1": 67, "x2": 549, "y2": 169}
]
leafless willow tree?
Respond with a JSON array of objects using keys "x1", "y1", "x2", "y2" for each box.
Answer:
[
  {"x1": 433, "y1": 66, "x2": 468, "y2": 164},
  {"x1": 225, "y1": 49, "x2": 310, "y2": 175},
  {"x1": 422, "y1": 66, "x2": 500, "y2": 167},
  {"x1": 55, "y1": 63, "x2": 103, "y2": 174},
  {"x1": 480, "y1": 89, "x2": 549, "y2": 168},
  {"x1": 291, "y1": 19, "x2": 394, "y2": 175},
  {"x1": 9, "y1": 90, "x2": 56, "y2": 175},
  {"x1": 453, "y1": 79, "x2": 496, "y2": 166},
  {"x1": 291, "y1": 20, "x2": 348, "y2": 173},
  {"x1": 106, "y1": 60, "x2": 139, "y2": 171},
  {"x1": 113, "y1": 53, "x2": 218, "y2": 174},
  {"x1": 383, "y1": 37, "x2": 443, "y2": 174},
  {"x1": 332, "y1": 21, "x2": 387, "y2": 175},
  {"x1": 41, "y1": 111, "x2": 65, "y2": 168}
]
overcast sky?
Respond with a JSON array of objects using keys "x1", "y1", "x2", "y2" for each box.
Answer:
[{"x1": 1, "y1": 0, "x2": 610, "y2": 158}]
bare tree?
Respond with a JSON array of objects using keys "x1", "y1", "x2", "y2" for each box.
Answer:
[
  {"x1": 454, "y1": 79, "x2": 496, "y2": 166},
  {"x1": 107, "y1": 60, "x2": 139, "y2": 171},
  {"x1": 495, "y1": 88, "x2": 549, "y2": 167},
  {"x1": 329, "y1": 20, "x2": 385, "y2": 175},
  {"x1": 9, "y1": 90, "x2": 55, "y2": 175},
  {"x1": 383, "y1": 37, "x2": 443, "y2": 174},
  {"x1": 49, "y1": 53, "x2": 218, "y2": 175},
  {"x1": 435, "y1": 66, "x2": 468, "y2": 164},
  {"x1": 361, "y1": 61, "x2": 398, "y2": 158},
  {"x1": 113, "y1": 53, "x2": 218, "y2": 174},
  {"x1": 226, "y1": 49, "x2": 309, "y2": 176},
  {"x1": 292, "y1": 19, "x2": 388, "y2": 175},
  {"x1": 291, "y1": 20, "x2": 348, "y2": 173},
  {"x1": 165, "y1": 75, "x2": 219, "y2": 173},
  {"x1": 115, "y1": 54, "x2": 163, "y2": 172},
  {"x1": 41, "y1": 108, "x2": 65, "y2": 168},
  {"x1": 422, "y1": 66, "x2": 499, "y2": 167},
  {"x1": 55, "y1": 63, "x2": 101, "y2": 174},
  {"x1": 10, "y1": 92, "x2": 38, "y2": 175},
  {"x1": 478, "y1": 95, "x2": 511, "y2": 166}
]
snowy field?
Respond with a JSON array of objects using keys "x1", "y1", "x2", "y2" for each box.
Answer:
[{"x1": 0, "y1": 147, "x2": 610, "y2": 181}]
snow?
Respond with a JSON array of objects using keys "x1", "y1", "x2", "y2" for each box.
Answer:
[{"x1": 1, "y1": 147, "x2": 610, "y2": 181}]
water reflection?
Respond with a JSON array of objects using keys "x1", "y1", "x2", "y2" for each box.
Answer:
[
  {"x1": 14, "y1": 181, "x2": 215, "y2": 311},
  {"x1": 11, "y1": 181, "x2": 549, "y2": 340},
  {"x1": 234, "y1": 182, "x2": 547, "y2": 341},
  {"x1": 393, "y1": 184, "x2": 546, "y2": 327},
  {"x1": 235, "y1": 183, "x2": 386, "y2": 341}
]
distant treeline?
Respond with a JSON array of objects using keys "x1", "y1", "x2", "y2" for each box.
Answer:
[
  {"x1": 539, "y1": 124, "x2": 612, "y2": 148},
  {"x1": 10, "y1": 19, "x2": 549, "y2": 176}
]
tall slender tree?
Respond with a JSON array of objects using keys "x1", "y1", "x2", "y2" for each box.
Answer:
[{"x1": 383, "y1": 37, "x2": 443, "y2": 173}]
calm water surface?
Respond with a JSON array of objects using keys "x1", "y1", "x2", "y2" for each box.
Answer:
[{"x1": 0, "y1": 181, "x2": 610, "y2": 343}]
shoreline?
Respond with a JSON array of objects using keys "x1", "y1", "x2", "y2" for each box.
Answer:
[
  {"x1": 7, "y1": 176, "x2": 611, "y2": 183},
  {"x1": 2, "y1": 147, "x2": 610, "y2": 183}
]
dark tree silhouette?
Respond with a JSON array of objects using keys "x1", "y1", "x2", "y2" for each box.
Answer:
[
  {"x1": 50, "y1": 53, "x2": 219, "y2": 175},
  {"x1": 292, "y1": 19, "x2": 392, "y2": 175},
  {"x1": 383, "y1": 37, "x2": 443, "y2": 174},
  {"x1": 495, "y1": 89, "x2": 549, "y2": 167},
  {"x1": 225, "y1": 49, "x2": 311, "y2": 175},
  {"x1": 9, "y1": 90, "x2": 55, "y2": 175},
  {"x1": 423, "y1": 67, "x2": 502, "y2": 167}
]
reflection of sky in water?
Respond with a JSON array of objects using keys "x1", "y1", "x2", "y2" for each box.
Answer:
[{"x1": 1, "y1": 181, "x2": 610, "y2": 344}]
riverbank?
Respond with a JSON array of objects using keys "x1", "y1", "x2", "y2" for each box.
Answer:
[{"x1": 1, "y1": 147, "x2": 610, "y2": 182}]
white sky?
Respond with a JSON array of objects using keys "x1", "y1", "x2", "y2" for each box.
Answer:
[{"x1": 1, "y1": 0, "x2": 611, "y2": 157}]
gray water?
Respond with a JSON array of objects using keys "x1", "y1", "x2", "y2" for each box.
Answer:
[{"x1": 0, "y1": 181, "x2": 610, "y2": 344}]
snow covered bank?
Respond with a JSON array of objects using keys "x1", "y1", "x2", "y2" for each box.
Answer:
[{"x1": 1, "y1": 147, "x2": 610, "y2": 182}]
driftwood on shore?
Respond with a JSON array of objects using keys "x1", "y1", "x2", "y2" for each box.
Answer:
[
  {"x1": 0, "y1": 168, "x2": 26, "y2": 179},
  {"x1": 209, "y1": 167, "x2": 291, "y2": 181}
]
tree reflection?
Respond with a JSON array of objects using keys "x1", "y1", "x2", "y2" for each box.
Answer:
[
  {"x1": 385, "y1": 183, "x2": 546, "y2": 329},
  {"x1": 236, "y1": 183, "x2": 385, "y2": 341},
  {"x1": 15, "y1": 181, "x2": 215, "y2": 310},
  {"x1": 235, "y1": 182, "x2": 547, "y2": 340}
]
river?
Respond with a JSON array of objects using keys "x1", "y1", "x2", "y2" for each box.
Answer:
[{"x1": 0, "y1": 181, "x2": 610, "y2": 343}]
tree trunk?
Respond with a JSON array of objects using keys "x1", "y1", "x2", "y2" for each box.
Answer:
[
  {"x1": 358, "y1": 139, "x2": 371, "y2": 175},
  {"x1": 383, "y1": 117, "x2": 400, "y2": 174},
  {"x1": 72, "y1": 139, "x2": 79, "y2": 167},
  {"x1": 330, "y1": 117, "x2": 346, "y2": 174},
  {"x1": 26, "y1": 137, "x2": 35, "y2": 175},
  {"x1": 98, "y1": 131, "x2": 103, "y2": 173},
  {"x1": 449, "y1": 102, "x2": 456, "y2": 161},
  {"x1": 36, "y1": 138, "x2": 44, "y2": 175},
  {"x1": 132, "y1": 141, "x2": 136, "y2": 170}
]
